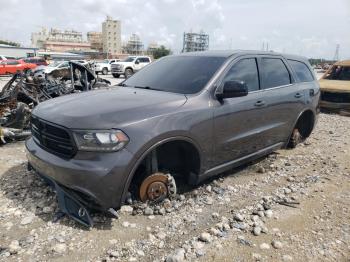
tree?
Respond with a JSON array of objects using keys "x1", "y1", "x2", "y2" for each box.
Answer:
[
  {"x1": 153, "y1": 45, "x2": 171, "y2": 59},
  {"x1": 0, "y1": 39, "x2": 20, "y2": 47}
]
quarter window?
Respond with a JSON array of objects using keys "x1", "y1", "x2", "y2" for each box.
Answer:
[
  {"x1": 223, "y1": 58, "x2": 259, "y2": 92},
  {"x1": 261, "y1": 58, "x2": 291, "y2": 89},
  {"x1": 288, "y1": 60, "x2": 314, "y2": 82}
]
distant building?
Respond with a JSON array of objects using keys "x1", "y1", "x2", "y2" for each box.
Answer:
[
  {"x1": 147, "y1": 42, "x2": 158, "y2": 55},
  {"x1": 0, "y1": 44, "x2": 38, "y2": 58},
  {"x1": 102, "y1": 16, "x2": 122, "y2": 55},
  {"x1": 87, "y1": 31, "x2": 103, "y2": 52},
  {"x1": 182, "y1": 31, "x2": 209, "y2": 52},
  {"x1": 123, "y1": 34, "x2": 144, "y2": 55},
  {"x1": 31, "y1": 28, "x2": 91, "y2": 52}
]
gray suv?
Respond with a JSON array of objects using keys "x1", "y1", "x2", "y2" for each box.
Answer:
[{"x1": 26, "y1": 50, "x2": 320, "y2": 226}]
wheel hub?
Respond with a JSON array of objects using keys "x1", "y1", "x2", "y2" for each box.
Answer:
[{"x1": 139, "y1": 172, "x2": 177, "y2": 202}]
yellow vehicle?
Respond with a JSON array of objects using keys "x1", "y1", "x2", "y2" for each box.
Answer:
[{"x1": 319, "y1": 60, "x2": 350, "y2": 112}]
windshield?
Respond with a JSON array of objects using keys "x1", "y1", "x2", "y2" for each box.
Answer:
[
  {"x1": 123, "y1": 57, "x2": 136, "y2": 62},
  {"x1": 122, "y1": 56, "x2": 226, "y2": 94},
  {"x1": 324, "y1": 65, "x2": 350, "y2": 81},
  {"x1": 49, "y1": 61, "x2": 65, "y2": 67}
]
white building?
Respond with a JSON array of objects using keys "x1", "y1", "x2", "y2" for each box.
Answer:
[{"x1": 102, "y1": 16, "x2": 122, "y2": 55}]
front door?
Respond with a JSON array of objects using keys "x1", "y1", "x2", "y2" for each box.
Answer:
[{"x1": 213, "y1": 57, "x2": 266, "y2": 166}]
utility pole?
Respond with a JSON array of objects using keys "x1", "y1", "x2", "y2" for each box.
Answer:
[{"x1": 333, "y1": 44, "x2": 340, "y2": 61}]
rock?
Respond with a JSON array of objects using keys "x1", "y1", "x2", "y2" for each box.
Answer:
[
  {"x1": 179, "y1": 195, "x2": 186, "y2": 201},
  {"x1": 156, "y1": 232, "x2": 167, "y2": 240},
  {"x1": 122, "y1": 221, "x2": 130, "y2": 228},
  {"x1": 8, "y1": 240, "x2": 21, "y2": 254},
  {"x1": 196, "y1": 249, "x2": 205, "y2": 257},
  {"x1": 272, "y1": 240, "x2": 283, "y2": 249},
  {"x1": 284, "y1": 188, "x2": 292, "y2": 194},
  {"x1": 20, "y1": 216, "x2": 34, "y2": 225},
  {"x1": 144, "y1": 207, "x2": 153, "y2": 216},
  {"x1": 253, "y1": 226, "x2": 262, "y2": 236},
  {"x1": 192, "y1": 241, "x2": 204, "y2": 250},
  {"x1": 199, "y1": 232, "x2": 212, "y2": 243},
  {"x1": 282, "y1": 255, "x2": 293, "y2": 261},
  {"x1": 260, "y1": 243, "x2": 270, "y2": 250},
  {"x1": 204, "y1": 196, "x2": 213, "y2": 205},
  {"x1": 234, "y1": 213, "x2": 244, "y2": 222},
  {"x1": 252, "y1": 253, "x2": 262, "y2": 261},
  {"x1": 136, "y1": 250, "x2": 145, "y2": 256},
  {"x1": 231, "y1": 222, "x2": 248, "y2": 231},
  {"x1": 42, "y1": 206, "x2": 53, "y2": 214},
  {"x1": 265, "y1": 210, "x2": 273, "y2": 218},
  {"x1": 108, "y1": 250, "x2": 120, "y2": 257},
  {"x1": 257, "y1": 166, "x2": 266, "y2": 173},
  {"x1": 205, "y1": 185, "x2": 212, "y2": 192},
  {"x1": 261, "y1": 226, "x2": 269, "y2": 234},
  {"x1": 237, "y1": 235, "x2": 252, "y2": 246},
  {"x1": 159, "y1": 208, "x2": 166, "y2": 215},
  {"x1": 52, "y1": 243, "x2": 67, "y2": 254},
  {"x1": 166, "y1": 248, "x2": 185, "y2": 262},
  {"x1": 120, "y1": 205, "x2": 133, "y2": 214}
]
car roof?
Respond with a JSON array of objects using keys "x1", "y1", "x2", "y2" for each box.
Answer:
[
  {"x1": 176, "y1": 50, "x2": 309, "y2": 63},
  {"x1": 334, "y1": 60, "x2": 350, "y2": 66}
]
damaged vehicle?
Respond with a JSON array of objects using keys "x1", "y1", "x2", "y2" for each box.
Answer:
[
  {"x1": 26, "y1": 51, "x2": 319, "y2": 227},
  {"x1": 319, "y1": 60, "x2": 350, "y2": 112},
  {"x1": 0, "y1": 62, "x2": 110, "y2": 144}
]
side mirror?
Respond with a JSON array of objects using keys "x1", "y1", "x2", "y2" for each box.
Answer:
[
  {"x1": 135, "y1": 60, "x2": 140, "y2": 64},
  {"x1": 216, "y1": 80, "x2": 248, "y2": 100}
]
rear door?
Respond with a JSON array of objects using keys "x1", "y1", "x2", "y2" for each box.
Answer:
[
  {"x1": 213, "y1": 56, "x2": 268, "y2": 165},
  {"x1": 256, "y1": 56, "x2": 305, "y2": 146}
]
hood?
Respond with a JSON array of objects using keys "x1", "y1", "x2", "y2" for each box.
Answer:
[
  {"x1": 32, "y1": 87, "x2": 187, "y2": 129},
  {"x1": 319, "y1": 79, "x2": 350, "y2": 93}
]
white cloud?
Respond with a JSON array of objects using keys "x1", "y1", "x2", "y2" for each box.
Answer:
[{"x1": 0, "y1": 0, "x2": 349, "y2": 59}]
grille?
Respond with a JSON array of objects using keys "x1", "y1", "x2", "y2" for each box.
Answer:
[
  {"x1": 321, "y1": 92, "x2": 350, "y2": 103},
  {"x1": 31, "y1": 116, "x2": 76, "y2": 158}
]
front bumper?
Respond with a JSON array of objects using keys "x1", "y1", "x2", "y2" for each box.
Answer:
[
  {"x1": 25, "y1": 137, "x2": 134, "y2": 211},
  {"x1": 320, "y1": 100, "x2": 350, "y2": 110},
  {"x1": 111, "y1": 69, "x2": 124, "y2": 74}
]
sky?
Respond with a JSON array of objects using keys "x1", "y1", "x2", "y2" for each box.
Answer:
[{"x1": 0, "y1": 0, "x2": 349, "y2": 59}]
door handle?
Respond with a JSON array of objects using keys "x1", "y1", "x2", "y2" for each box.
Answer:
[
  {"x1": 254, "y1": 100, "x2": 266, "y2": 107},
  {"x1": 295, "y1": 93, "x2": 303, "y2": 98}
]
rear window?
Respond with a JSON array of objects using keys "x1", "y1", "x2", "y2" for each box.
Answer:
[
  {"x1": 288, "y1": 60, "x2": 314, "y2": 82},
  {"x1": 324, "y1": 65, "x2": 350, "y2": 81},
  {"x1": 261, "y1": 58, "x2": 291, "y2": 89}
]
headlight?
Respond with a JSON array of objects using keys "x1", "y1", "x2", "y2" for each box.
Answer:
[{"x1": 73, "y1": 130, "x2": 129, "y2": 152}]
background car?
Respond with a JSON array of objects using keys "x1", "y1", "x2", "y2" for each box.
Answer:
[
  {"x1": 319, "y1": 60, "x2": 350, "y2": 112},
  {"x1": 0, "y1": 59, "x2": 37, "y2": 75},
  {"x1": 92, "y1": 59, "x2": 120, "y2": 75},
  {"x1": 111, "y1": 56, "x2": 151, "y2": 78},
  {"x1": 22, "y1": 57, "x2": 48, "y2": 66},
  {"x1": 0, "y1": 55, "x2": 16, "y2": 61},
  {"x1": 34, "y1": 60, "x2": 69, "y2": 74}
]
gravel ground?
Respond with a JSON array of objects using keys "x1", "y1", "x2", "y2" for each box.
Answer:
[{"x1": 0, "y1": 113, "x2": 349, "y2": 262}]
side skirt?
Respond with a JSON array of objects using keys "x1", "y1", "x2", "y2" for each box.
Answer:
[{"x1": 197, "y1": 142, "x2": 284, "y2": 184}]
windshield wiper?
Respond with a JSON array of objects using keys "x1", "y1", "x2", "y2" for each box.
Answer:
[{"x1": 133, "y1": 86, "x2": 161, "y2": 91}]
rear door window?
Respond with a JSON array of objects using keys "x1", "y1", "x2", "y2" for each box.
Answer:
[
  {"x1": 223, "y1": 58, "x2": 260, "y2": 92},
  {"x1": 260, "y1": 58, "x2": 291, "y2": 89},
  {"x1": 288, "y1": 60, "x2": 314, "y2": 82}
]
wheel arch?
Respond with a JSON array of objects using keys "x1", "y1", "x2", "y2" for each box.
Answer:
[
  {"x1": 121, "y1": 136, "x2": 203, "y2": 202},
  {"x1": 286, "y1": 108, "x2": 316, "y2": 147}
]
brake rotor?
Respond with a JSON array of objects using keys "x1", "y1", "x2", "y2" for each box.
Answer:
[{"x1": 139, "y1": 172, "x2": 177, "y2": 202}]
